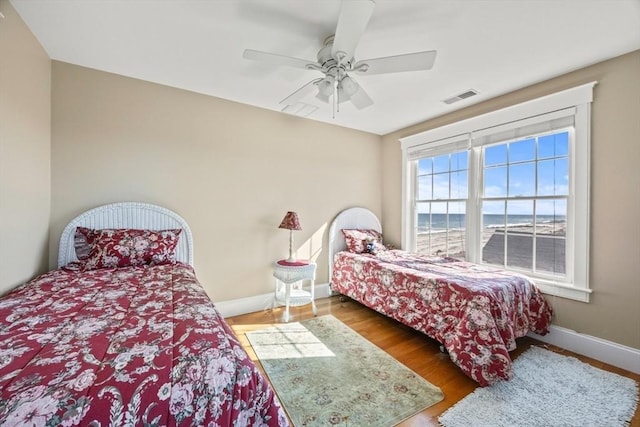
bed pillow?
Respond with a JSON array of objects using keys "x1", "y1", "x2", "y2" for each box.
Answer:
[
  {"x1": 74, "y1": 227, "x2": 92, "y2": 260},
  {"x1": 342, "y1": 229, "x2": 384, "y2": 254},
  {"x1": 76, "y1": 227, "x2": 182, "y2": 270}
]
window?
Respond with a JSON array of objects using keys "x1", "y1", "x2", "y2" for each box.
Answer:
[
  {"x1": 481, "y1": 131, "x2": 569, "y2": 278},
  {"x1": 401, "y1": 82, "x2": 595, "y2": 302}
]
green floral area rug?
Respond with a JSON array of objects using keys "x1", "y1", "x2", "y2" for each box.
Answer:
[{"x1": 246, "y1": 315, "x2": 443, "y2": 426}]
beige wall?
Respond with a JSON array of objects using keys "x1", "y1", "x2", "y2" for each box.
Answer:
[
  {"x1": 50, "y1": 61, "x2": 381, "y2": 302},
  {"x1": 382, "y1": 50, "x2": 640, "y2": 349},
  {"x1": 0, "y1": 0, "x2": 51, "y2": 294}
]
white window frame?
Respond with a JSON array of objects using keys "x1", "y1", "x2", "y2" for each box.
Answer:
[{"x1": 401, "y1": 82, "x2": 596, "y2": 302}]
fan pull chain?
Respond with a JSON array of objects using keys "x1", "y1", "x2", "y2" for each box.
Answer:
[{"x1": 332, "y1": 79, "x2": 337, "y2": 119}]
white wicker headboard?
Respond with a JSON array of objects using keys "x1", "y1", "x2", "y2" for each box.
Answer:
[
  {"x1": 328, "y1": 207, "x2": 382, "y2": 283},
  {"x1": 58, "y1": 202, "x2": 194, "y2": 268}
]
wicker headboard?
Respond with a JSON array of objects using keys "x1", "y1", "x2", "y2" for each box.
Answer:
[
  {"x1": 328, "y1": 207, "x2": 382, "y2": 283},
  {"x1": 58, "y1": 202, "x2": 194, "y2": 268}
]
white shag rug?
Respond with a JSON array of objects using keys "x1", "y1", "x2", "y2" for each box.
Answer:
[{"x1": 439, "y1": 346, "x2": 639, "y2": 427}]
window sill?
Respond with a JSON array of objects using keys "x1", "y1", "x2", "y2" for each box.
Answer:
[{"x1": 534, "y1": 278, "x2": 591, "y2": 303}]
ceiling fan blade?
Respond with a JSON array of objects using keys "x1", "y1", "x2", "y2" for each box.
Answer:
[
  {"x1": 279, "y1": 78, "x2": 323, "y2": 105},
  {"x1": 349, "y1": 84, "x2": 374, "y2": 110},
  {"x1": 243, "y1": 49, "x2": 317, "y2": 71},
  {"x1": 354, "y1": 50, "x2": 437, "y2": 75},
  {"x1": 331, "y1": 0, "x2": 375, "y2": 64}
]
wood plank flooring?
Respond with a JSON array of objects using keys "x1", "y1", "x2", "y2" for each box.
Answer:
[{"x1": 227, "y1": 296, "x2": 640, "y2": 426}]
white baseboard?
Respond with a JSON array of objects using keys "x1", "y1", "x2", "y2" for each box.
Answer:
[
  {"x1": 529, "y1": 325, "x2": 640, "y2": 374},
  {"x1": 215, "y1": 283, "x2": 332, "y2": 319}
]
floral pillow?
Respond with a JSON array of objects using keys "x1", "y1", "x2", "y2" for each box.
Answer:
[
  {"x1": 341, "y1": 229, "x2": 384, "y2": 254},
  {"x1": 76, "y1": 227, "x2": 182, "y2": 270},
  {"x1": 74, "y1": 228, "x2": 92, "y2": 260}
]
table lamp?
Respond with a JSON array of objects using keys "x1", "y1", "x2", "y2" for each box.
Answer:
[{"x1": 279, "y1": 211, "x2": 302, "y2": 262}]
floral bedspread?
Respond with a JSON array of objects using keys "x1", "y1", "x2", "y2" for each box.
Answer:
[
  {"x1": 0, "y1": 263, "x2": 288, "y2": 426},
  {"x1": 331, "y1": 250, "x2": 553, "y2": 386}
]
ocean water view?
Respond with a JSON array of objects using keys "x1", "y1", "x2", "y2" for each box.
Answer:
[{"x1": 417, "y1": 213, "x2": 566, "y2": 232}]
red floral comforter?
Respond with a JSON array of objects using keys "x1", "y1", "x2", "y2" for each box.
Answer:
[
  {"x1": 331, "y1": 250, "x2": 553, "y2": 386},
  {"x1": 0, "y1": 263, "x2": 288, "y2": 426}
]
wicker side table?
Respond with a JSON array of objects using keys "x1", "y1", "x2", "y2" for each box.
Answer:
[{"x1": 273, "y1": 260, "x2": 317, "y2": 322}]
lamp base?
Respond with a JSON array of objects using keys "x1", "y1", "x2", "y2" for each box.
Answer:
[{"x1": 287, "y1": 230, "x2": 296, "y2": 263}]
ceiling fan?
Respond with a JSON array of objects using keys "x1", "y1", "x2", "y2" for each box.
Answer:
[{"x1": 242, "y1": 0, "x2": 437, "y2": 112}]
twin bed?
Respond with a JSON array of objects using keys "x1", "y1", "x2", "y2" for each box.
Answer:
[
  {"x1": 0, "y1": 203, "x2": 287, "y2": 426},
  {"x1": 329, "y1": 207, "x2": 553, "y2": 387}
]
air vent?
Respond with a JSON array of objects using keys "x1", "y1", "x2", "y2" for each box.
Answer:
[
  {"x1": 443, "y1": 89, "x2": 478, "y2": 105},
  {"x1": 281, "y1": 102, "x2": 318, "y2": 117}
]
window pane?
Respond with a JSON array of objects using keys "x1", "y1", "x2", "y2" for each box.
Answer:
[
  {"x1": 417, "y1": 202, "x2": 430, "y2": 233},
  {"x1": 451, "y1": 170, "x2": 468, "y2": 199},
  {"x1": 433, "y1": 173, "x2": 450, "y2": 199},
  {"x1": 449, "y1": 201, "x2": 466, "y2": 224},
  {"x1": 554, "y1": 158, "x2": 568, "y2": 195},
  {"x1": 509, "y1": 138, "x2": 535, "y2": 162},
  {"x1": 535, "y1": 198, "x2": 567, "y2": 276},
  {"x1": 538, "y1": 131, "x2": 569, "y2": 159},
  {"x1": 537, "y1": 158, "x2": 568, "y2": 196},
  {"x1": 485, "y1": 144, "x2": 507, "y2": 166},
  {"x1": 538, "y1": 135, "x2": 555, "y2": 159},
  {"x1": 482, "y1": 200, "x2": 506, "y2": 223},
  {"x1": 507, "y1": 233, "x2": 533, "y2": 270},
  {"x1": 448, "y1": 201, "x2": 466, "y2": 259},
  {"x1": 536, "y1": 236, "x2": 566, "y2": 275},
  {"x1": 484, "y1": 166, "x2": 507, "y2": 197},
  {"x1": 431, "y1": 202, "x2": 448, "y2": 227},
  {"x1": 433, "y1": 155, "x2": 450, "y2": 174},
  {"x1": 418, "y1": 158, "x2": 432, "y2": 175},
  {"x1": 507, "y1": 200, "x2": 533, "y2": 225},
  {"x1": 554, "y1": 132, "x2": 569, "y2": 156},
  {"x1": 508, "y1": 162, "x2": 535, "y2": 197},
  {"x1": 423, "y1": 202, "x2": 447, "y2": 256},
  {"x1": 537, "y1": 159, "x2": 555, "y2": 196},
  {"x1": 451, "y1": 151, "x2": 468, "y2": 171},
  {"x1": 536, "y1": 198, "x2": 567, "y2": 219},
  {"x1": 418, "y1": 175, "x2": 432, "y2": 200},
  {"x1": 416, "y1": 203, "x2": 431, "y2": 255},
  {"x1": 482, "y1": 201, "x2": 505, "y2": 266},
  {"x1": 506, "y1": 200, "x2": 533, "y2": 270}
]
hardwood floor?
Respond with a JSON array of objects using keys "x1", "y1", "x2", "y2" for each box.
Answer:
[{"x1": 227, "y1": 296, "x2": 640, "y2": 426}]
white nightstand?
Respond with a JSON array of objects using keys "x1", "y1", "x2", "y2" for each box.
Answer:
[{"x1": 273, "y1": 260, "x2": 317, "y2": 322}]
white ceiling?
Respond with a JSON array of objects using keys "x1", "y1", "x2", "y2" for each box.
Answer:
[{"x1": 9, "y1": 0, "x2": 640, "y2": 135}]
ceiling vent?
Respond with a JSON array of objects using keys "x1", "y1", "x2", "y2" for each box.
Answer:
[
  {"x1": 443, "y1": 89, "x2": 478, "y2": 105},
  {"x1": 281, "y1": 102, "x2": 318, "y2": 117}
]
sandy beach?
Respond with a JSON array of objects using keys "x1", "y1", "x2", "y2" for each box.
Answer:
[{"x1": 417, "y1": 222, "x2": 566, "y2": 273}]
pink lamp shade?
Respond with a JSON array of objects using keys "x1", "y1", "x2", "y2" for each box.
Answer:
[
  {"x1": 278, "y1": 211, "x2": 302, "y2": 231},
  {"x1": 279, "y1": 211, "x2": 301, "y2": 262}
]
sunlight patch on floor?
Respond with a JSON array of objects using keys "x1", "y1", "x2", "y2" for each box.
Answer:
[{"x1": 246, "y1": 322, "x2": 335, "y2": 359}]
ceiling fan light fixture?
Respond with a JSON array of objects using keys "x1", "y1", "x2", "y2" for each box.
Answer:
[
  {"x1": 337, "y1": 86, "x2": 350, "y2": 104},
  {"x1": 340, "y1": 75, "x2": 360, "y2": 97},
  {"x1": 317, "y1": 75, "x2": 335, "y2": 97}
]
